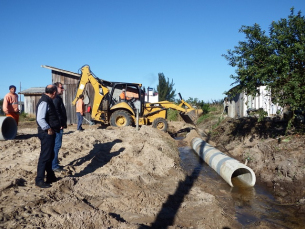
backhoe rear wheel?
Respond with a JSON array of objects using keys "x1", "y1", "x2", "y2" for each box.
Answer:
[
  {"x1": 110, "y1": 110, "x2": 132, "y2": 127},
  {"x1": 152, "y1": 118, "x2": 168, "y2": 132}
]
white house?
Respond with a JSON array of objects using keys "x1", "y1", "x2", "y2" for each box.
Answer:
[
  {"x1": 227, "y1": 86, "x2": 282, "y2": 118},
  {"x1": 145, "y1": 87, "x2": 159, "y2": 103}
]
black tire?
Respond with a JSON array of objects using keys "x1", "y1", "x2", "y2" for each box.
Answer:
[
  {"x1": 152, "y1": 118, "x2": 168, "y2": 132},
  {"x1": 110, "y1": 110, "x2": 132, "y2": 127}
]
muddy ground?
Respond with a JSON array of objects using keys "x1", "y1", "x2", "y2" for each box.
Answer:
[{"x1": 0, "y1": 117, "x2": 304, "y2": 228}]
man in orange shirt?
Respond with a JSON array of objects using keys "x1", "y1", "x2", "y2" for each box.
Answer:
[
  {"x1": 119, "y1": 88, "x2": 139, "y2": 101},
  {"x1": 76, "y1": 94, "x2": 85, "y2": 131},
  {"x1": 3, "y1": 85, "x2": 20, "y2": 125},
  {"x1": 119, "y1": 89, "x2": 126, "y2": 101}
]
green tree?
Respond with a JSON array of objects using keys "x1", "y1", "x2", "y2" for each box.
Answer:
[
  {"x1": 157, "y1": 73, "x2": 176, "y2": 101},
  {"x1": 222, "y1": 8, "x2": 305, "y2": 114},
  {"x1": 186, "y1": 97, "x2": 205, "y2": 108}
]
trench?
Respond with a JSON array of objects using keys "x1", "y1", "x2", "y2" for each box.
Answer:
[{"x1": 178, "y1": 145, "x2": 305, "y2": 228}]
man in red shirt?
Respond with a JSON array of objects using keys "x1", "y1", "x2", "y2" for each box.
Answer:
[{"x1": 3, "y1": 85, "x2": 19, "y2": 125}]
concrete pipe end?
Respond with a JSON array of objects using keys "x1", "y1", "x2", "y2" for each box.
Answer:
[
  {"x1": 231, "y1": 167, "x2": 256, "y2": 187},
  {"x1": 0, "y1": 116, "x2": 17, "y2": 140}
]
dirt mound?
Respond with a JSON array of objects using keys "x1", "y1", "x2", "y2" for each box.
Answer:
[
  {"x1": 2, "y1": 117, "x2": 303, "y2": 228},
  {"x1": 0, "y1": 122, "x2": 237, "y2": 228}
]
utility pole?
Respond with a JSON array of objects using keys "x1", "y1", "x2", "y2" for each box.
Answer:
[{"x1": 19, "y1": 82, "x2": 21, "y2": 112}]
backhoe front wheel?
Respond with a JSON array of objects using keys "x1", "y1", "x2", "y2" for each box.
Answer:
[
  {"x1": 152, "y1": 118, "x2": 168, "y2": 132},
  {"x1": 110, "y1": 110, "x2": 132, "y2": 127}
]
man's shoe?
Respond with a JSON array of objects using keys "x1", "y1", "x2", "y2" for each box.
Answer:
[
  {"x1": 36, "y1": 181, "x2": 51, "y2": 188},
  {"x1": 46, "y1": 177, "x2": 58, "y2": 184},
  {"x1": 53, "y1": 167, "x2": 67, "y2": 172}
]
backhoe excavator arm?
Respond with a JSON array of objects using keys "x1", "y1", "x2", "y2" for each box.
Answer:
[{"x1": 72, "y1": 65, "x2": 109, "y2": 121}]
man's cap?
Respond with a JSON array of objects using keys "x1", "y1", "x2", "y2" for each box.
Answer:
[{"x1": 9, "y1": 85, "x2": 16, "y2": 90}]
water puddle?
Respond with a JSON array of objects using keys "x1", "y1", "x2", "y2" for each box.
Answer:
[{"x1": 179, "y1": 146, "x2": 305, "y2": 228}]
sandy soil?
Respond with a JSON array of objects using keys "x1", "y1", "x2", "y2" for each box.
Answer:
[
  {"x1": 0, "y1": 121, "x2": 238, "y2": 229},
  {"x1": 1, "y1": 117, "x2": 304, "y2": 228}
]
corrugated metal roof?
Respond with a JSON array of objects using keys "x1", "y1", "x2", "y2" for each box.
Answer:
[
  {"x1": 41, "y1": 65, "x2": 80, "y2": 77},
  {"x1": 19, "y1": 87, "x2": 45, "y2": 95}
]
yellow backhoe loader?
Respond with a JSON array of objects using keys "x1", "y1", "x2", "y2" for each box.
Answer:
[{"x1": 72, "y1": 65, "x2": 203, "y2": 132}]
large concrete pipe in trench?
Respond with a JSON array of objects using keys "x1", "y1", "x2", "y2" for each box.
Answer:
[
  {"x1": 0, "y1": 116, "x2": 17, "y2": 140},
  {"x1": 191, "y1": 137, "x2": 256, "y2": 187}
]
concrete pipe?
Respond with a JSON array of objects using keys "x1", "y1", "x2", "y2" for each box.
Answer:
[
  {"x1": 0, "y1": 116, "x2": 17, "y2": 140},
  {"x1": 191, "y1": 137, "x2": 256, "y2": 187}
]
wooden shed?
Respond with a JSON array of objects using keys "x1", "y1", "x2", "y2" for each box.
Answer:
[
  {"x1": 19, "y1": 87, "x2": 45, "y2": 117},
  {"x1": 19, "y1": 65, "x2": 95, "y2": 125}
]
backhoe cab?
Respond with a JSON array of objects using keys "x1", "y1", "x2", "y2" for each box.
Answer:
[{"x1": 72, "y1": 65, "x2": 202, "y2": 132}]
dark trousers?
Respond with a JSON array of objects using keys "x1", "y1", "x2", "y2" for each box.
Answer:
[{"x1": 35, "y1": 131, "x2": 57, "y2": 184}]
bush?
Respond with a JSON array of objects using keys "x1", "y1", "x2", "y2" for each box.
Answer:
[{"x1": 202, "y1": 103, "x2": 210, "y2": 114}]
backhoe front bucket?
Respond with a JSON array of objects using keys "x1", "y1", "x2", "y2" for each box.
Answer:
[
  {"x1": 179, "y1": 109, "x2": 198, "y2": 125},
  {"x1": 179, "y1": 109, "x2": 203, "y2": 125}
]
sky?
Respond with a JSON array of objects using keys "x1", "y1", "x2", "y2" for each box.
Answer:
[{"x1": 0, "y1": 0, "x2": 304, "y2": 102}]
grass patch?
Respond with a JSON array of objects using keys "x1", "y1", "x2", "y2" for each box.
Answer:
[
  {"x1": 167, "y1": 109, "x2": 179, "y2": 121},
  {"x1": 19, "y1": 112, "x2": 36, "y2": 122},
  {"x1": 197, "y1": 104, "x2": 223, "y2": 125}
]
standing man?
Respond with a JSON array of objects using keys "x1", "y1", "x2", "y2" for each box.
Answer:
[
  {"x1": 76, "y1": 94, "x2": 85, "y2": 131},
  {"x1": 3, "y1": 85, "x2": 20, "y2": 125},
  {"x1": 52, "y1": 82, "x2": 67, "y2": 172},
  {"x1": 35, "y1": 85, "x2": 60, "y2": 188},
  {"x1": 223, "y1": 97, "x2": 229, "y2": 115}
]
